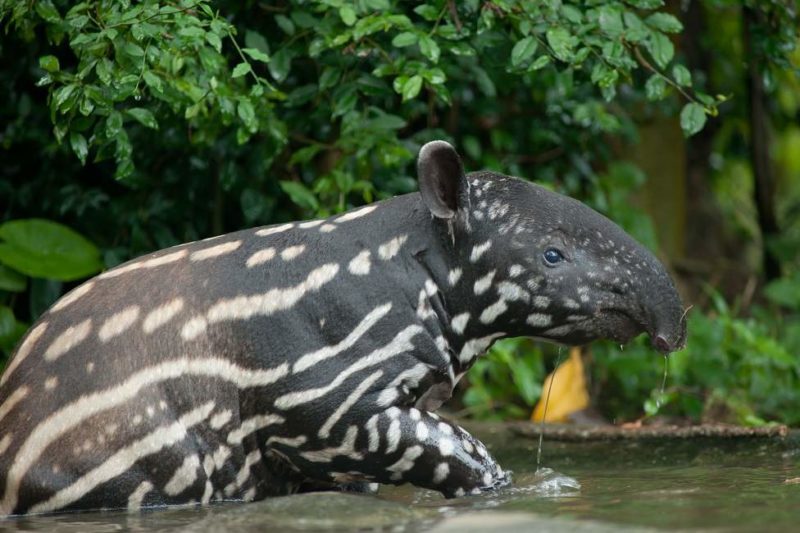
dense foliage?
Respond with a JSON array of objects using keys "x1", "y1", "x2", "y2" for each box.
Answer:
[{"x1": 1, "y1": 1, "x2": 798, "y2": 426}]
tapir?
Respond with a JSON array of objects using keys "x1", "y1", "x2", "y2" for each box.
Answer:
[{"x1": 0, "y1": 140, "x2": 686, "y2": 515}]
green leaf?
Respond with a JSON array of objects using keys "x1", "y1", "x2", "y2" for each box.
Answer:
[
  {"x1": 126, "y1": 107, "x2": 158, "y2": 129},
  {"x1": 0, "y1": 219, "x2": 103, "y2": 281},
  {"x1": 392, "y1": 32, "x2": 418, "y2": 47},
  {"x1": 237, "y1": 98, "x2": 257, "y2": 131},
  {"x1": 268, "y1": 49, "x2": 292, "y2": 82},
  {"x1": 672, "y1": 64, "x2": 692, "y2": 87},
  {"x1": 0, "y1": 264, "x2": 26, "y2": 292},
  {"x1": 646, "y1": 32, "x2": 674, "y2": 68},
  {"x1": 0, "y1": 306, "x2": 14, "y2": 340},
  {"x1": 598, "y1": 6, "x2": 624, "y2": 37},
  {"x1": 143, "y1": 71, "x2": 163, "y2": 93},
  {"x1": 646, "y1": 13, "x2": 683, "y2": 33},
  {"x1": 402, "y1": 74, "x2": 423, "y2": 101},
  {"x1": 242, "y1": 48, "x2": 270, "y2": 63},
  {"x1": 35, "y1": 0, "x2": 61, "y2": 23},
  {"x1": 528, "y1": 55, "x2": 551, "y2": 71},
  {"x1": 245, "y1": 30, "x2": 270, "y2": 55},
  {"x1": 644, "y1": 74, "x2": 666, "y2": 100},
  {"x1": 39, "y1": 55, "x2": 60, "y2": 73},
  {"x1": 339, "y1": 6, "x2": 357, "y2": 26},
  {"x1": 280, "y1": 181, "x2": 319, "y2": 211},
  {"x1": 205, "y1": 32, "x2": 222, "y2": 53},
  {"x1": 511, "y1": 36, "x2": 538, "y2": 68},
  {"x1": 414, "y1": 4, "x2": 439, "y2": 21},
  {"x1": 546, "y1": 27, "x2": 574, "y2": 62},
  {"x1": 106, "y1": 111, "x2": 123, "y2": 138},
  {"x1": 69, "y1": 132, "x2": 88, "y2": 165},
  {"x1": 275, "y1": 14, "x2": 296, "y2": 35},
  {"x1": 96, "y1": 58, "x2": 113, "y2": 84},
  {"x1": 232, "y1": 62, "x2": 252, "y2": 78},
  {"x1": 418, "y1": 35, "x2": 440, "y2": 63},
  {"x1": 680, "y1": 102, "x2": 707, "y2": 137}
]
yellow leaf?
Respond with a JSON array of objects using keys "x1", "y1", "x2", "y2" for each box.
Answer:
[{"x1": 531, "y1": 347, "x2": 590, "y2": 422}]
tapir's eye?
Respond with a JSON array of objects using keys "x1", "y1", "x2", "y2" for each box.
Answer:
[{"x1": 543, "y1": 248, "x2": 565, "y2": 266}]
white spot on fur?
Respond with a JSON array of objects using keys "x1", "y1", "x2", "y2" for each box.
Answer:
[
  {"x1": 433, "y1": 462, "x2": 449, "y2": 484},
  {"x1": 280, "y1": 245, "x2": 306, "y2": 261},
  {"x1": 246, "y1": 248, "x2": 276, "y2": 268},
  {"x1": 336, "y1": 205, "x2": 377, "y2": 223},
  {"x1": 470, "y1": 241, "x2": 492, "y2": 263},
  {"x1": 181, "y1": 316, "x2": 208, "y2": 341},
  {"x1": 142, "y1": 298, "x2": 184, "y2": 334},
  {"x1": 0, "y1": 435, "x2": 11, "y2": 457},
  {"x1": 98, "y1": 306, "x2": 140, "y2": 342},
  {"x1": 320, "y1": 224, "x2": 337, "y2": 233},
  {"x1": 206, "y1": 264, "x2": 339, "y2": 324},
  {"x1": 416, "y1": 422, "x2": 429, "y2": 441},
  {"x1": 227, "y1": 414, "x2": 285, "y2": 445},
  {"x1": 480, "y1": 300, "x2": 508, "y2": 324},
  {"x1": 533, "y1": 296, "x2": 550, "y2": 308},
  {"x1": 386, "y1": 420, "x2": 401, "y2": 454},
  {"x1": 44, "y1": 376, "x2": 58, "y2": 390},
  {"x1": 473, "y1": 270, "x2": 496, "y2": 295},
  {"x1": 98, "y1": 250, "x2": 188, "y2": 280},
  {"x1": 1, "y1": 322, "x2": 48, "y2": 385},
  {"x1": 378, "y1": 235, "x2": 408, "y2": 260},
  {"x1": 563, "y1": 298, "x2": 580, "y2": 309},
  {"x1": 266, "y1": 435, "x2": 307, "y2": 448},
  {"x1": 190, "y1": 241, "x2": 242, "y2": 262},
  {"x1": 165, "y1": 454, "x2": 200, "y2": 496},
  {"x1": 458, "y1": 333, "x2": 504, "y2": 363},
  {"x1": 127, "y1": 480, "x2": 153, "y2": 511},
  {"x1": 255, "y1": 223, "x2": 293, "y2": 237},
  {"x1": 298, "y1": 220, "x2": 323, "y2": 229},
  {"x1": 366, "y1": 415, "x2": 380, "y2": 452},
  {"x1": 44, "y1": 319, "x2": 92, "y2": 361},
  {"x1": 0, "y1": 386, "x2": 28, "y2": 427},
  {"x1": 496, "y1": 281, "x2": 528, "y2": 302},
  {"x1": 439, "y1": 438, "x2": 454, "y2": 456},
  {"x1": 387, "y1": 445, "x2": 423, "y2": 476},
  {"x1": 508, "y1": 265, "x2": 524, "y2": 278},
  {"x1": 210, "y1": 410, "x2": 233, "y2": 430},
  {"x1": 348, "y1": 250, "x2": 371, "y2": 276},
  {"x1": 50, "y1": 283, "x2": 94, "y2": 312},
  {"x1": 448, "y1": 268, "x2": 462, "y2": 286},
  {"x1": 527, "y1": 313, "x2": 552, "y2": 327}
]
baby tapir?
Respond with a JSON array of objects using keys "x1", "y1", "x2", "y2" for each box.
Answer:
[{"x1": 0, "y1": 141, "x2": 686, "y2": 515}]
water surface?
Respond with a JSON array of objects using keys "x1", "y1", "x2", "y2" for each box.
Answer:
[{"x1": 3, "y1": 423, "x2": 798, "y2": 531}]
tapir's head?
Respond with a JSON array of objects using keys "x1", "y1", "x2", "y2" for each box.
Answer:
[{"x1": 418, "y1": 140, "x2": 687, "y2": 354}]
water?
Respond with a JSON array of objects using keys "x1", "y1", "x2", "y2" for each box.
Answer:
[{"x1": 2, "y1": 424, "x2": 798, "y2": 532}]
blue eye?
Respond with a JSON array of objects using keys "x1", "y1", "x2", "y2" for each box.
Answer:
[{"x1": 543, "y1": 248, "x2": 564, "y2": 265}]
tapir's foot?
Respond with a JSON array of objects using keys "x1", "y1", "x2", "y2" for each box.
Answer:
[{"x1": 276, "y1": 407, "x2": 511, "y2": 499}]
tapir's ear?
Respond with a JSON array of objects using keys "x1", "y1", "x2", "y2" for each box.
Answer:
[{"x1": 417, "y1": 140, "x2": 467, "y2": 219}]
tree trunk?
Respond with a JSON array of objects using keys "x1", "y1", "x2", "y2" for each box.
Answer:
[{"x1": 743, "y1": 6, "x2": 782, "y2": 281}]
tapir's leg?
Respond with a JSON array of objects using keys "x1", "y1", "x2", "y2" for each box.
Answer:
[{"x1": 281, "y1": 406, "x2": 510, "y2": 498}]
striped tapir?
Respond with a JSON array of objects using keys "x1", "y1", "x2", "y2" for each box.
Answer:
[{"x1": 0, "y1": 141, "x2": 686, "y2": 515}]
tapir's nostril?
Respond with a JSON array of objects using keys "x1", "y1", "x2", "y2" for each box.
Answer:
[{"x1": 653, "y1": 334, "x2": 671, "y2": 353}]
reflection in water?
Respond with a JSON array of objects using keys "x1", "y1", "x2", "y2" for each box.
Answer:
[{"x1": 1, "y1": 425, "x2": 798, "y2": 532}]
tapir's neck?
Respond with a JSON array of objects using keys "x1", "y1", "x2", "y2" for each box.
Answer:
[{"x1": 389, "y1": 194, "x2": 513, "y2": 372}]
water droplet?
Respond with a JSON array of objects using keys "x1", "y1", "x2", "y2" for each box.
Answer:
[{"x1": 656, "y1": 354, "x2": 669, "y2": 408}]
